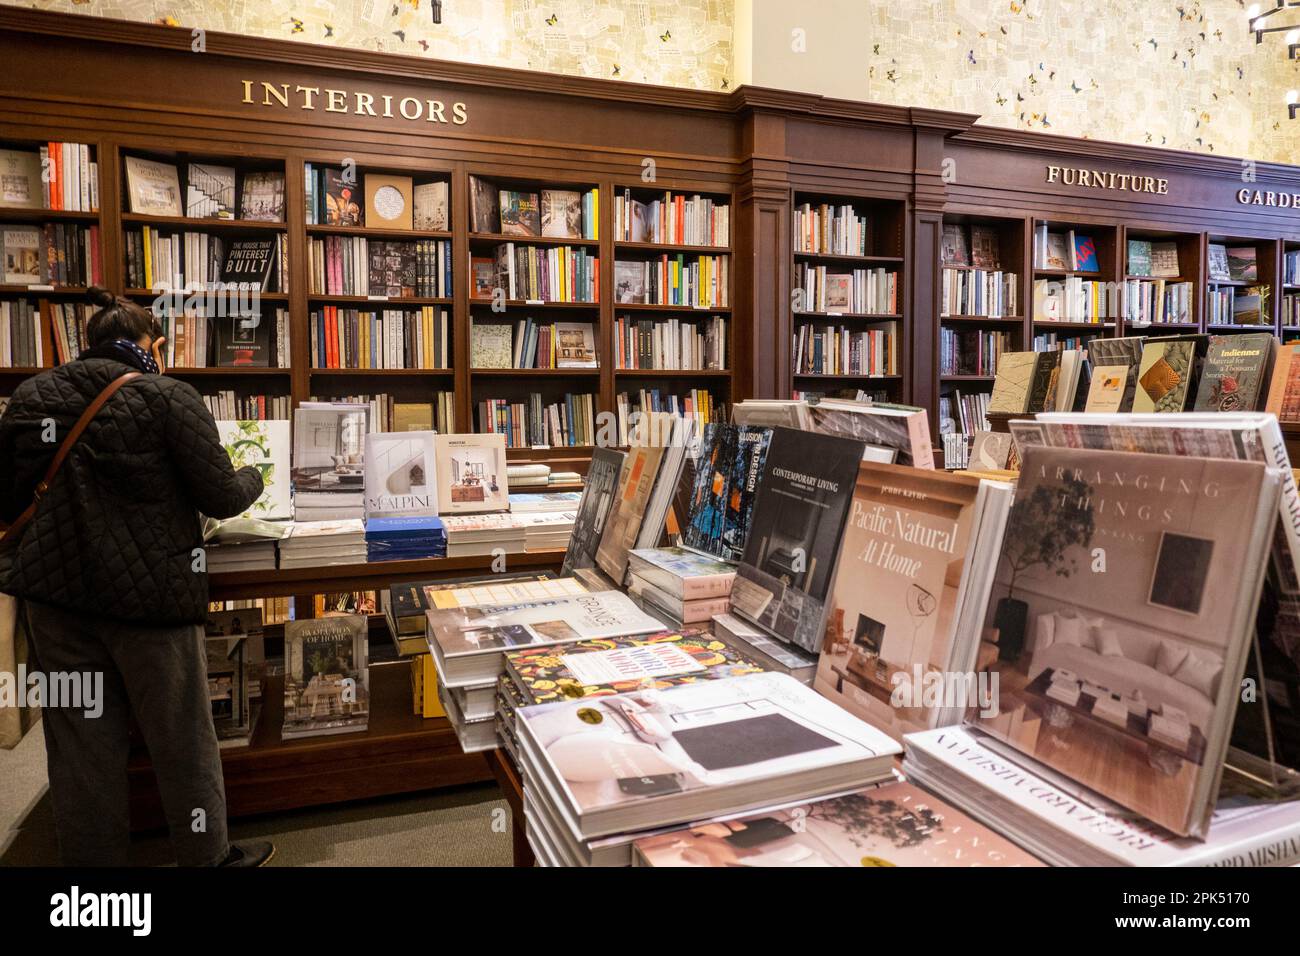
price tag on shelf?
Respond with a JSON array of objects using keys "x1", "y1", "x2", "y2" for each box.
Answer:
[
  {"x1": 525, "y1": 299, "x2": 545, "y2": 306},
  {"x1": 366, "y1": 295, "x2": 389, "y2": 301},
  {"x1": 530, "y1": 444, "x2": 552, "y2": 451},
  {"x1": 28, "y1": 284, "x2": 55, "y2": 292},
  {"x1": 827, "y1": 311, "x2": 842, "y2": 317}
]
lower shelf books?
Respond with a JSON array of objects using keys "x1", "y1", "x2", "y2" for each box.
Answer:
[
  {"x1": 281, "y1": 614, "x2": 370, "y2": 740},
  {"x1": 793, "y1": 263, "x2": 897, "y2": 314},
  {"x1": 311, "y1": 306, "x2": 450, "y2": 369},
  {"x1": 1126, "y1": 279, "x2": 1193, "y2": 326},
  {"x1": 941, "y1": 267, "x2": 1017, "y2": 318},
  {"x1": 201, "y1": 391, "x2": 290, "y2": 420},
  {"x1": 940, "y1": 327, "x2": 1007, "y2": 377},
  {"x1": 615, "y1": 313, "x2": 726, "y2": 370},
  {"x1": 1033, "y1": 276, "x2": 1114, "y2": 323},
  {"x1": 311, "y1": 392, "x2": 455, "y2": 434},
  {"x1": 308, "y1": 235, "x2": 451, "y2": 297},
  {"x1": 614, "y1": 387, "x2": 721, "y2": 447},
  {"x1": 1, "y1": 298, "x2": 43, "y2": 368},
  {"x1": 794, "y1": 322, "x2": 898, "y2": 377},
  {"x1": 631, "y1": 778, "x2": 1043, "y2": 867},
  {"x1": 477, "y1": 392, "x2": 596, "y2": 447},
  {"x1": 5, "y1": 222, "x2": 102, "y2": 287},
  {"x1": 613, "y1": 252, "x2": 727, "y2": 308}
]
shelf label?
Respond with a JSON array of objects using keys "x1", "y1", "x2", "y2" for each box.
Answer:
[
  {"x1": 525, "y1": 299, "x2": 545, "y2": 306},
  {"x1": 530, "y1": 444, "x2": 551, "y2": 451},
  {"x1": 826, "y1": 311, "x2": 842, "y2": 317},
  {"x1": 366, "y1": 295, "x2": 389, "y2": 301},
  {"x1": 28, "y1": 284, "x2": 54, "y2": 292}
]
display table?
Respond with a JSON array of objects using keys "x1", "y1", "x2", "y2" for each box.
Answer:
[
  {"x1": 128, "y1": 550, "x2": 567, "y2": 832},
  {"x1": 486, "y1": 749, "x2": 535, "y2": 868}
]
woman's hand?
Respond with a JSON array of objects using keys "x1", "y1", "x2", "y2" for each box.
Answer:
[{"x1": 151, "y1": 336, "x2": 167, "y2": 374}]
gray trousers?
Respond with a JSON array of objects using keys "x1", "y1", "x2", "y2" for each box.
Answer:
[{"x1": 23, "y1": 601, "x2": 230, "y2": 867}]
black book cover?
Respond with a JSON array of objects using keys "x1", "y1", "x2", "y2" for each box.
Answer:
[
  {"x1": 215, "y1": 311, "x2": 272, "y2": 367},
  {"x1": 1026, "y1": 350, "x2": 1061, "y2": 413},
  {"x1": 684, "y1": 423, "x2": 773, "y2": 562},
  {"x1": 221, "y1": 238, "x2": 277, "y2": 291},
  {"x1": 562, "y1": 447, "x2": 627, "y2": 576},
  {"x1": 469, "y1": 175, "x2": 501, "y2": 234},
  {"x1": 367, "y1": 241, "x2": 417, "y2": 298},
  {"x1": 731, "y1": 427, "x2": 866, "y2": 653}
]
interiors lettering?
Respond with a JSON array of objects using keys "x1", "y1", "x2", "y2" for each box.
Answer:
[{"x1": 241, "y1": 79, "x2": 468, "y2": 125}]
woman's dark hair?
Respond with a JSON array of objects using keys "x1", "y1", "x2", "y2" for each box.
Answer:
[{"x1": 85, "y1": 286, "x2": 163, "y2": 347}]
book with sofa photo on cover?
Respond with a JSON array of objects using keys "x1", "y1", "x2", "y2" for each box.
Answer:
[
  {"x1": 971, "y1": 441, "x2": 1279, "y2": 837},
  {"x1": 282, "y1": 615, "x2": 370, "y2": 740}
]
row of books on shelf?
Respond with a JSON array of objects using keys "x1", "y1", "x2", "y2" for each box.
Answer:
[
  {"x1": 1032, "y1": 276, "x2": 1114, "y2": 323},
  {"x1": 1032, "y1": 331, "x2": 1093, "y2": 351},
  {"x1": 792, "y1": 322, "x2": 899, "y2": 377},
  {"x1": 201, "y1": 391, "x2": 291, "y2": 421},
  {"x1": 940, "y1": 267, "x2": 1018, "y2": 318},
  {"x1": 941, "y1": 222, "x2": 1003, "y2": 269},
  {"x1": 304, "y1": 164, "x2": 449, "y2": 231},
  {"x1": 0, "y1": 299, "x2": 42, "y2": 368},
  {"x1": 310, "y1": 392, "x2": 456, "y2": 435},
  {"x1": 791, "y1": 202, "x2": 872, "y2": 257},
  {"x1": 123, "y1": 230, "x2": 285, "y2": 294},
  {"x1": 486, "y1": 243, "x2": 599, "y2": 303},
  {"x1": 308, "y1": 235, "x2": 451, "y2": 298},
  {"x1": 793, "y1": 264, "x2": 898, "y2": 315},
  {"x1": 470, "y1": 175, "x2": 599, "y2": 240},
  {"x1": 939, "y1": 388, "x2": 991, "y2": 438},
  {"x1": 939, "y1": 327, "x2": 1010, "y2": 377},
  {"x1": 1034, "y1": 224, "x2": 1099, "y2": 271},
  {"x1": 614, "y1": 388, "x2": 722, "y2": 447},
  {"x1": 310, "y1": 306, "x2": 449, "y2": 370},
  {"x1": 1123, "y1": 278, "x2": 1194, "y2": 326},
  {"x1": 478, "y1": 392, "x2": 598, "y2": 448},
  {"x1": 613, "y1": 188, "x2": 728, "y2": 247},
  {"x1": 614, "y1": 313, "x2": 726, "y2": 371},
  {"x1": 1285, "y1": 292, "x2": 1300, "y2": 328},
  {"x1": 124, "y1": 156, "x2": 285, "y2": 223},
  {"x1": 2, "y1": 223, "x2": 101, "y2": 287},
  {"x1": 0, "y1": 144, "x2": 97, "y2": 212},
  {"x1": 469, "y1": 320, "x2": 596, "y2": 369},
  {"x1": 1207, "y1": 285, "x2": 1270, "y2": 327},
  {"x1": 612, "y1": 254, "x2": 729, "y2": 308},
  {"x1": 1285, "y1": 248, "x2": 1300, "y2": 286}
]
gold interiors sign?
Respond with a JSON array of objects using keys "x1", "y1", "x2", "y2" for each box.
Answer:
[{"x1": 240, "y1": 79, "x2": 467, "y2": 125}]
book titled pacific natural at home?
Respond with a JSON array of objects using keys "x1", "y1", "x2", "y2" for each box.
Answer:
[
  {"x1": 974, "y1": 443, "x2": 1277, "y2": 837},
  {"x1": 730, "y1": 427, "x2": 865, "y2": 654},
  {"x1": 216, "y1": 419, "x2": 292, "y2": 520},
  {"x1": 517, "y1": 671, "x2": 900, "y2": 839},
  {"x1": 434, "y1": 433, "x2": 509, "y2": 514},
  {"x1": 684, "y1": 422, "x2": 773, "y2": 561},
  {"x1": 815, "y1": 462, "x2": 987, "y2": 740},
  {"x1": 1133, "y1": 339, "x2": 1197, "y2": 413},
  {"x1": 632, "y1": 779, "x2": 1043, "y2": 867},
  {"x1": 363, "y1": 431, "x2": 438, "y2": 518},
  {"x1": 1192, "y1": 333, "x2": 1276, "y2": 413},
  {"x1": 561, "y1": 447, "x2": 627, "y2": 576},
  {"x1": 282, "y1": 615, "x2": 369, "y2": 740}
]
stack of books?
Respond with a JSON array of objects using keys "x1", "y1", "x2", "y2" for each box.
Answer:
[
  {"x1": 513, "y1": 511, "x2": 577, "y2": 553},
  {"x1": 509, "y1": 492, "x2": 582, "y2": 513},
  {"x1": 441, "y1": 513, "x2": 526, "y2": 558},
  {"x1": 364, "y1": 516, "x2": 447, "y2": 562},
  {"x1": 626, "y1": 547, "x2": 736, "y2": 625},
  {"x1": 278, "y1": 519, "x2": 367, "y2": 569},
  {"x1": 711, "y1": 612, "x2": 819, "y2": 685},
  {"x1": 202, "y1": 517, "x2": 289, "y2": 573},
  {"x1": 506, "y1": 463, "x2": 552, "y2": 488}
]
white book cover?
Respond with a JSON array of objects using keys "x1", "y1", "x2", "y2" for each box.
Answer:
[
  {"x1": 518, "y1": 671, "x2": 901, "y2": 838},
  {"x1": 434, "y1": 433, "x2": 509, "y2": 513},
  {"x1": 0, "y1": 149, "x2": 42, "y2": 208},
  {"x1": 363, "y1": 430, "x2": 438, "y2": 518},
  {"x1": 3, "y1": 227, "x2": 41, "y2": 285},
  {"x1": 291, "y1": 403, "x2": 370, "y2": 499},
  {"x1": 124, "y1": 155, "x2": 182, "y2": 217},
  {"x1": 216, "y1": 420, "x2": 292, "y2": 520},
  {"x1": 413, "y1": 181, "x2": 449, "y2": 231},
  {"x1": 905, "y1": 727, "x2": 1300, "y2": 866}
]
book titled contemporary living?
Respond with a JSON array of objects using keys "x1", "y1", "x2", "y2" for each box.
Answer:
[
  {"x1": 434, "y1": 433, "x2": 509, "y2": 514},
  {"x1": 974, "y1": 442, "x2": 1277, "y2": 837},
  {"x1": 363, "y1": 431, "x2": 438, "y2": 518},
  {"x1": 561, "y1": 447, "x2": 626, "y2": 576},
  {"x1": 730, "y1": 428, "x2": 865, "y2": 654},
  {"x1": 216, "y1": 419, "x2": 292, "y2": 520},
  {"x1": 282, "y1": 615, "x2": 369, "y2": 740},
  {"x1": 683, "y1": 422, "x2": 772, "y2": 561},
  {"x1": 815, "y1": 462, "x2": 986, "y2": 740}
]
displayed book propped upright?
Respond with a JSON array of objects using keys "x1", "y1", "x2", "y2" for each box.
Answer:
[
  {"x1": 683, "y1": 423, "x2": 772, "y2": 562},
  {"x1": 561, "y1": 447, "x2": 626, "y2": 576},
  {"x1": 282, "y1": 615, "x2": 370, "y2": 740},
  {"x1": 291, "y1": 403, "x2": 370, "y2": 521}
]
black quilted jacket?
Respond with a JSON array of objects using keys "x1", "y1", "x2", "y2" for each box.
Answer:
[{"x1": 0, "y1": 357, "x2": 264, "y2": 625}]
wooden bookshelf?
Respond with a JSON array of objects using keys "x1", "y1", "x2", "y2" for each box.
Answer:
[{"x1": 1204, "y1": 234, "x2": 1278, "y2": 334}]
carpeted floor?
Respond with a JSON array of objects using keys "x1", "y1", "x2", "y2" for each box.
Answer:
[{"x1": 0, "y1": 722, "x2": 513, "y2": 867}]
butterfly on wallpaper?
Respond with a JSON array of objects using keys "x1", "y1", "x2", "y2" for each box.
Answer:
[
  {"x1": 1177, "y1": 4, "x2": 1187, "y2": 19},
  {"x1": 1148, "y1": 38, "x2": 1158, "y2": 50},
  {"x1": 418, "y1": 38, "x2": 429, "y2": 50},
  {"x1": 873, "y1": 43, "x2": 880, "y2": 54},
  {"x1": 1237, "y1": 66, "x2": 1244, "y2": 78},
  {"x1": 721, "y1": 78, "x2": 729, "y2": 90},
  {"x1": 1049, "y1": 70, "x2": 1056, "y2": 79},
  {"x1": 155, "y1": 15, "x2": 180, "y2": 27},
  {"x1": 1000, "y1": 26, "x2": 1007, "y2": 34},
  {"x1": 391, "y1": 4, "x2": 400, "y2": 15},
  {"x1": 967, "y1": 50, "x2": 976, "y2": 64},
  {"x1": 1016, "y1": 92, "x2": 1024, "y2": 101},
  {"x1": 1040, "y1": 113, "x2": 1051, "y2": 127},
  {"x1": 1146, "y1": 133, "x2": 1153, "y2": 143},
  {"x1": 324, "y1": 23, "x2": 335, "y2": 37},
  {"x1": 546, "y1": 14, "x2": 559, "y2": 26},
  {"x1": 660, "y1": 29, "x2": 672, "y2": 42},
  {"x1": 393, "y1": 30, "x2": 407, "y2": 42},
  {"x1": 1071, "y1": 81, "x2": 1082, "y2": 93},
  {"x1": 1010, "y1": 1, "x2": 1023, "y2": 13},
  {"x1": 995, "y1": 93, "x2": 1007, "y2": 106},
  {"x1": 979, "y1": 30, "x2": 987, "y2": 38},
  {"x1": 287, "y1": 17, "x2": 305, "y2": 35},
  {"x1": 1215, "y1": 29, "x2": 1223, "y2": 41}
]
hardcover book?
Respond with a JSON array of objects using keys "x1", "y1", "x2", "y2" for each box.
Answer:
[
  {"x1": 1265, "y1": 340, "x2": 1300, "y2": 423},
  {"x1": 1026, "y1": 350, "x2": 1062, "y2": 413},
  {"x1": 1208, "y1": 243, "x2": 1231, "y2": 281},
  {"x1": 363, "y1": 431, "x2": 438, "y2": 518},
  {"x1": 970, "y1": 225, "x2": 1000, "y2": 270},
  {"x1": 683, "y1": 423, "x2": 773, "y2": 561},
  {"x1": 434, "y1": 433, "x2": 509, "y2": 513},
  {"x1": 221, "y1": 238, "x2": 278, "y2": 291},
  {"x1": 413, "y1": 180, "x2": 449, "y2": 231},
  {"x1": 627, "y1": 546, "x2": 736, "y2": 600},
  {"x1": 554, "y1": 322, "x2": 597, "y2": 368},
  {"x1": 973, "y1": 443, "x2": 1276, "y2": 837},
  {"x1": 282, "y1": 615, "x2": 369, "y2": 740},
  {"x1": 1044, "y1": 232, "x2": 1069, "y2": 270},
  {"x1": 1126, "y1": 239, "x2": 1152, "y2": 277},
  {"x1": 614, "y1": 260, "x2": 647, "y2": 304},
  {"x1": 214, "y1": 312, "x2": 271, "y2": 367},
  {"x1": 541, "y1": 189, "x2": 583, "y2": 238},
  {"x1": 815, "y1": 462, "x2": 986, "y2": 739},
  {"x1": 124, "y1": 155, "x2": 182, "y2": 217},
  {"x1": 0, "y1": 148, "x2": 42, "y2": 208},
  {"x1": 469, "y1": 175, "x2": 501, "y2": 233},
  {"x1": 940, "y1": 224, "x2": 968, "y2": 266},
  {"x1": 185, "y1": 163, "x2": 236, "y2": 219},
  {"x1": 1072, "y1": 234, "x2": 1098, "y2": 272},
  {"x1": 324, "y1": 168, "x2": 362, "y2": 226},
  {"x1": 595, "y1": 440, "x2": 669, "y2": 583},
  {"x1": 3, "y1": 227, "x2": 41, "y2": 285},
  {"x1": 216, "y1": 419, "x2": 292, "y2": 520},
  {"x1": 1086, "y1": 336, "x2": 1145, "y2": 411},
  {"x1": 632, "y1": 779, "x2": 1042, "y2": 867},
  {"x1": 730, "y1": 427, "x2": 865, "y2": 653},
  {"x1": 291, "y1": 402, "x2": 370, "y2": 498},
  {"x1": 805, "y1": 399, "x2": 934, "y2": 469},
  {"x1": 517, "y1": 671, "x2": 900, "y2": 839},
  {"x1": 366, "y1": 240, "x2": 417, "y2": 297},
  {"x1": 561, "y1": 447, "x2": 626, "y2": 576},
  {"x1": 1193, "y1": 333, "x2": 1275, "y2": 412},
  {"x1": 1083, "y1": 364, "x2": 1131, "y2": 413},
  {"x1": 1227, "y1": 246, "x2": 1258, "y2": 281},
  {"x1": 987, "y1": 351, "x2": 1038, "y2": 414},
  {"x1": 1150, "y1": 241, "x2": 1180, "y2": 278},
  {"x1": 364, "y1": 173, "x2": 413, "y2": 230},
  {"x1": 471, "y1": 322, "x2": 513, "y2": 368},
  {"x1": 499, "y1": 189, "x2": 541, "y2": 237},
  {"x1": 239, "y1": 170, "x2": 285, "y2": 222},
  {"x1": 1133, "y1": 339, "x2": 1196, "y2": 413},
  {"x1": 969, "y1": 430, "x2": 1013, "y2": 470}
]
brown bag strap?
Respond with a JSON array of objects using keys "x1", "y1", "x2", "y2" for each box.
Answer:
[{"x1": 1, "y1": 371, "x2": 142, "y2": 543}]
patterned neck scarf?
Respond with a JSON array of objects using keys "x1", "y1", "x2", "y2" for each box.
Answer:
[{"x1": 80, "y1": 339, "x2": 160, "y2": 375}]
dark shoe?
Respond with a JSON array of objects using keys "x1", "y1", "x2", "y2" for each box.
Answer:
[{"x1": 218, "y1": 841, "x2": 275, "y2": 867}]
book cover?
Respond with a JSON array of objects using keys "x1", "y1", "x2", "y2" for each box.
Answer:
[
  {"x1": 323, "y1": 168, "x2": 362, "y2": 226},
  {"x1": 614, "y1": 260, "x2": 647, "y2": 304},
  {"x1": 731, "y1": 428, "x2": 864, "y2": 653},
  {"x1": 1126, "y1": 239, "x2": 1152, "y2": 277},
  {"x1": 1086, "y1": 336, "x2": 1145, "y2": 411},
  {"x1": 1265, "y1": 341, "x2": 1300, "y2": 423},
  {"x1": 1044, "y1": 232, "x2": 1069, "y2": 270},
  {"x1": 221, "y1": 238, "x2": 278, "y2": 291},
  {"x1": 684, "y1": 422, "x2": 773, "y2": 561},
  {"x1": 0, "y1": 148, "x2": 42, "y2": 208},
  {"x1": 595, "y1": 441, "x2": 669, "y2": 583},
  {"x1": 499, "y1": 189, "x2": 541, "y2": 236},
  {"x1": 940, "y1": 224, "x2": 968, "y2": 266},
  {"x1": 282, "y1": 615, "x2": 369, "y2": 739},
  {"x1": 633, "y1": 779, "x2": 1042, "y2": 867},
  {"x1": 363, "y1": 431, "x2": 438, "y2": 518},
  {"x1": 469, "y1": 175, "x2": 500, "y2": 233},
  {"x1": 541, "y1": 189, "x2": 583, "y2": 238},
  {"x1": 367, "y1": 240, "x2": 417, "y2": 297},
  {"x1": 505, "y1": 628, "x2": 764, "y2": 704},
  {"x1": 562, "y1": 447, "x2": 626, "y2": 576},
  {"x1": 805, "y1": 400, "x2": 934, "y2": 469},
  {"x1": 627, "y1": 546, "x2": 736, "y2": 600},
  {"x1": 554, "y1": 321, "x2": 597, "y2": 368},
  {"x1": 470, "y1": 322, "x2": 513, "y2": 368},
  {"x1": 1083, "y1": 364, "x2": 1130, "y2": 413},
  {"x1": 1192, "y1": 333, "x2": 1274, "y2": 412},
  {"x1": 3, "y1": 227, "x2": 41, "y2": 285},
  {"x1": 124, "y1": 155, "x2": 182, "y2": 217},
  {"x1": 1133, "y1": 339, "x2": 1196, "y2": 413},
  {"x1": 185, "y1": 163, "x2": 236, "y2": 219},
  {"x1": 1233, "y1": 287, "x2": 1269, "y2": 326},
  {"x1": 291, "y1": 402, "x2": 370, "y2": 498},
  {"x1": 974, "y1": 444, "x2": 1272, "y2": 836},
  {"x1": 471, "y1": 256, "x2": 496, "y2": 298},
  {"x1": 205, "y1": 626, "x2": 250, "y2": 741},
  {"x1": 1150, "y1": 241, "x2": 1180, "y2": 278},
  {"x1": 970, "y1": 430, "x2": 1013, "y2": 470},
  {"x1": 816, "y1": 462, "x2": 985, "y2": 740},
  {"x1": 413, "y1": 180, "x2": 449, "y2": 231},
  {"x1": 987, "y1": 351, "x2": 1037, "y2": 414},
  {"x1": 434, "y1": 433, "x2": 509, "y2": 513},
  {"x1": 1026, "y1": 350, "x2": 1062, "y2": 413},
  {"x1": 969, "y1": 225, "x2": 1000, "y2": 270},
  {"x1": 1072, "y1": 234, "x2": 1098, "y2": 272},
  {"x1": 216, "y1": 419, "x2": 292, "y2": 520},
  {"x1": 1227, "y1": 246, "x2": 1258, "y2": 281},
  {"x1": 214, "y1": 312, "x2": 271, "y2": 367},
  {"x1": 1208, "y1": 243, "x2": 1231, "y2": 281},
  {"x1": 239, "y1": 170, "x2": 285, "y2": 222},
  {"x1": 364, "y1": 173, "x2": 413, "y2": 231}
]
